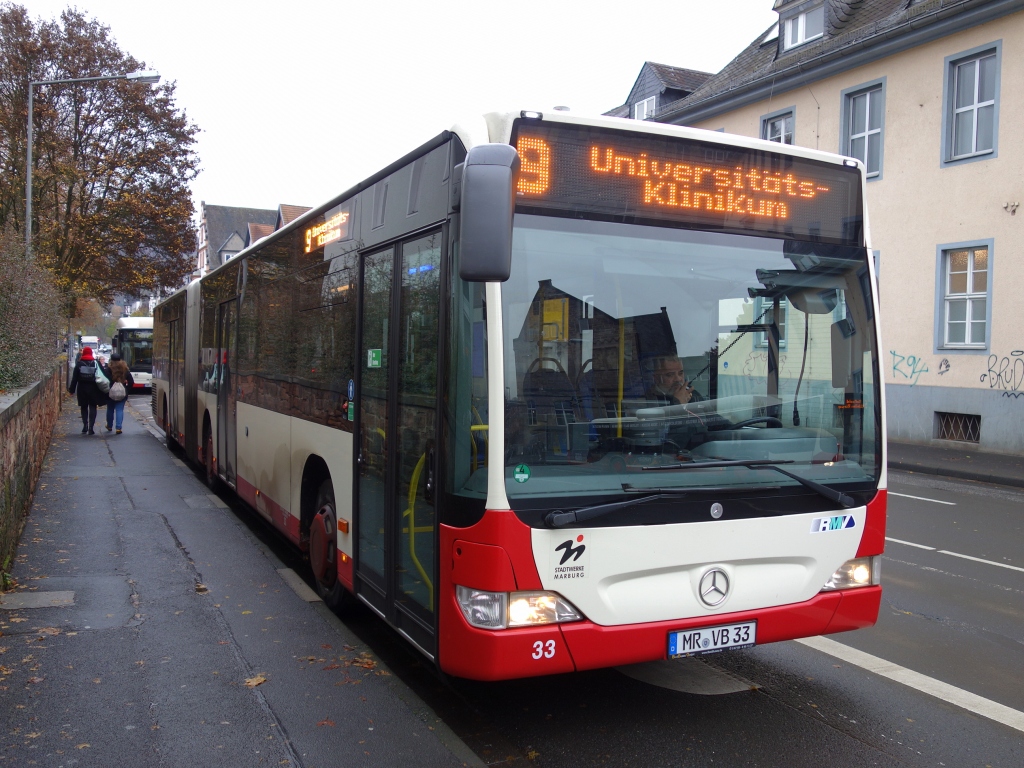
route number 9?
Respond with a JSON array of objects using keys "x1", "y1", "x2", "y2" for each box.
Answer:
[
  {"x1": 532, "y1": 640, "x2": 556, "y2": 659},
  {"x1": 517, "y1": 137, "x2": 551, "y2": 196}
]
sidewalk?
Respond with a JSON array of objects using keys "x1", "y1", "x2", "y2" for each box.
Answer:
[
  {"x1": 0, "y1": 398, "x2": 480, "y2": 767},
  {"x1": 888, "y1": 440, "x2": 1024, "y2": 489}
]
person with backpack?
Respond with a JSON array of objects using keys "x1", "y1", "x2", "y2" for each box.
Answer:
[
  {"x1": 104, "y1": 352, "x2": 134, "y2": 434},
  {"x1": 68, "y1": 346, "x2": 105, "y2": 434}
]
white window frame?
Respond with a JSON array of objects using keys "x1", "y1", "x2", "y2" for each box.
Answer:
[
  {"x1": 761, "y1": 107, "x2": 795, "y2": 145},
  {"x1": 934, "y1": 240, "x2": 993, "y2": 352},
  {"x1": 840, "y1": 79, "x2": 886, "y2": 180},
  {"x1": 755, "y1": 296, "x2": 788, "y2": 349},
  {"x1": 783, "y1": 5, "x2": 824, "y2": 50},
  {"x1": 633, "y1": 96, "x2": 656, "y2": 121},
  {"x1": 941, "y1": 42, "x2": 1001, "y2": 167}
]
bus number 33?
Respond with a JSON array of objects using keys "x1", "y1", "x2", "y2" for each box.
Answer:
[{"x1": 532, "y1": 640, "x2": 556, "y2": 659}]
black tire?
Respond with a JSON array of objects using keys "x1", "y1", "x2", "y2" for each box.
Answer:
[
  {"x1": 163, "y1": 396, "x2": 182, "y2": 454},
  {"x1": 310, "y1": 478, "x2": 350, "y2": 610},
  {"x1": 203, "y1": 421, "x2": 219, "y2": 491}
]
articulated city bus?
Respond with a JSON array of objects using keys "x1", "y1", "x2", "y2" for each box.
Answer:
[
  {"x1": 153, "y1": 110, "x2": 885, "y2": 680},
  {"x1": 112, "y1": 316, "x2": 154, "y2": 392}
]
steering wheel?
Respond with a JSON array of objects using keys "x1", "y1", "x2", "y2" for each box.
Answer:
[{"x1": 730, "y1": 416, "x2": 784, "y2": 429}]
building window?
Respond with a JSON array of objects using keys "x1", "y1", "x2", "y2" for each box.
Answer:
[
  {"x1": 943, "y1": 43, "x2": 1000, "y2": 166},
  {"x1": 783, "y1": 5, "x2": 824, "y2": 50},
  {"x1": 761, "y1": 110, "x2": 794, "y2": 144},
  {"x1": 841, "y1": 80, "x2": 885, "y2": 178},
  {"x1": 942, "y1": 245, "x2": 988, "y2": 347},
  {"x1": 633, "y1": 96, "x2": 656, "y2": 120},
  {"x1": 755, "y1": 297, "x2": 787, "y2": 348}
]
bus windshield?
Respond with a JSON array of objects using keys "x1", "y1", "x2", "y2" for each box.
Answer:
[
  {"x1": 120, "y1": 329, "x2": 154, "y2": 371},
  {"x1": 497, "y1": 214, "x2": 880, "y2": 505}
]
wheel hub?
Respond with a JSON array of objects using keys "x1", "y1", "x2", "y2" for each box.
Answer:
[{"x1": 309, "y1": 505, "x2": 337, "y2": 586}]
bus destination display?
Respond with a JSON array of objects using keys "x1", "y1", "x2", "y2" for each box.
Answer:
[
  {"x1": 513, "y1": 121, "x2": 863, "y2": 246},
  {"x1": 304, "y1": 206, "x2": 351, "y2": 254}
]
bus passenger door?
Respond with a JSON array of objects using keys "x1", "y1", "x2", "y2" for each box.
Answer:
[
  {"x1": 355, "y1": 247, "x2": 393, "y2": 614},
  {"x1": 355, "y1": 232, "x2": 442, "y2": 658},
  {"x1": 167, "y1": 319, "x2": 179, "y2": 439},
  {"x1": 216, "y1": 299, "x2": 238, "y2": 487}
]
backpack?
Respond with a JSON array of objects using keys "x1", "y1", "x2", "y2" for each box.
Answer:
[
  {"x1": 109, "y1": 381, "x2": 127, "y2": 401},
  {"x1": 79, "y1": 362, "x2": 96, "y2": 380}
]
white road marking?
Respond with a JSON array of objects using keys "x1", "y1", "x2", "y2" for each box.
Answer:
[
  {"x1": 797, "y1": 636, "x2": 1024, "y2": 733},
  {"x1": 885, "y1": 537, "x2": 935, "y2": 550},
  {"x1": 937, "y1": 550, "x2": 1024, "y2": 573},
  {"x1": 886, "y1": 539, "x2": 1021, "y2": 572},
  {"x1": 888, "y1": 491, "x2": 956, "y2": 505}
]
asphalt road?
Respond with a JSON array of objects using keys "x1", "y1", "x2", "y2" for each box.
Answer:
[{"x1": 126, "y1": 397, "x2": 1024, "y2": 766}]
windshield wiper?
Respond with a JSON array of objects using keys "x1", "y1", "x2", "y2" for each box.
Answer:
[
  {"x1": 544, "y1": 492, "x2": 685, "y2": 528},
  {"x1": 642, "y1": 459, "x2": 856, "y2": 509}
]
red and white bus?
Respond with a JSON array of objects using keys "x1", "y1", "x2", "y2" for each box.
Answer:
[
  {"x1": 112, "y1": 316, "x2": 153, "y2": 392},
  {"x1": 154, "y1": 110, "x2": 885, "y2": 681}
]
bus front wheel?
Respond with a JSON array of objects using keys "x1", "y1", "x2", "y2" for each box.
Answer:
[{"x1": 310, "y1": 479, "x2": 347, "y2": 609}]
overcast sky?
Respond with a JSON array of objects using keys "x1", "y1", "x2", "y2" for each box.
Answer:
[{"x1": 26, "y1": 1, "x2": 778, "y2": 215}]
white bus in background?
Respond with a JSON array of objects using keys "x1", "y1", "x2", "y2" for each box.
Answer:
[
  {"x1": 112, "y1": 316, "x2": 154, "y2": 392},
  {"x1": 80, "y1": 335, "x2": 100, "y2": 353}
]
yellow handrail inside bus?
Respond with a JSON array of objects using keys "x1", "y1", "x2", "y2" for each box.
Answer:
[
  {"x1": 404, "y1": 451, "x2": 433, "y2": 610},
  {"x1": 470, "y1": 406, "x2": 488, "y2": 472}
]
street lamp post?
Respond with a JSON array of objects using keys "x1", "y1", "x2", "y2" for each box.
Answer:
[{"x1": 25, "y1": 69, "x2": 160, "y2": 257}]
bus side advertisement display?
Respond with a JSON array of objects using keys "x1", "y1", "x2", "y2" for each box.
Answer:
[{"x1": 512, "y1": 120, "x2": 863, "y2": 246}]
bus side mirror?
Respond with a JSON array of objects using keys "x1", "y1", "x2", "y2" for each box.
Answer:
[
  {"x1": 831, "y1": 319, "x2": 854, "y2": 388},
  {"x1": 457, "y1": 143, "x2": 520, "y2": 283}
]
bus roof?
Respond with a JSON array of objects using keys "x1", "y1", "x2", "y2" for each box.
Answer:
[{"x1": 116, "y1": 316, "x2": 154, "y2": 330}]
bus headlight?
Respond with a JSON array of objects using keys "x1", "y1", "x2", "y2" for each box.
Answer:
[
  {"x1": 508, "y1": 591, "x2": 582, "y2": 627},
  {"x1": 456, "y1": 586, "x2": 582, "y2": 629},
  {"x1": 822, "y1": 556, "x2": 881, "y2": 590}
]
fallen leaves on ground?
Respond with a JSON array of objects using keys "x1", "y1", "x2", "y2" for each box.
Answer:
[
  {"x1": 244, "y1": 674, "x2": 267, "y2": 688},
  {"x1": 317, "y1": 719, "x2": 335, "y2": 727}
]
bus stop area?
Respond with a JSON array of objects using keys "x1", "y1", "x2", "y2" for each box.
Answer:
[{"x1": 0, "y1": 398, "x2": 480, "y2": 767}]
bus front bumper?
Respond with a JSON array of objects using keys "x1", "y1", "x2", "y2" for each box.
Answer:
[{"x1": 439, "y1": 586, "x2": 881, "y2": 681}]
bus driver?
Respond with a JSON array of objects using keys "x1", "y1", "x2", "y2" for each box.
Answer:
[{"x1": 645, "y1": 355, "x2": 704, "y2": 405}]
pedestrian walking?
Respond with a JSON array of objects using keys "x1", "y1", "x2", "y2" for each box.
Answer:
[
  {"x1": 104, "y1": 353, "x2": 134, "y2": 434},
  {"x1": 68, "y1": 346, "x2": 104, "y2": 434}
]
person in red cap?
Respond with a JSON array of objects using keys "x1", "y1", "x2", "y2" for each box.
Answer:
[{"x1": 68, "y1": 346, "x2": 105, "y2": 434}]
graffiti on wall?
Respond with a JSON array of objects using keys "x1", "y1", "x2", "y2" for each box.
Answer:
[
  {"x1": 980, "y1": 351, "x2": 1024, "y2": 398},
  {"x1": 890, "y1": 350, "x2": 929, "y2": 386},
  {"x1": 937, "y1": 358, "x2": 950, "y2": 375},
  {"x1": 742, "y1": 351, "x2": 787, "y2": 377}
]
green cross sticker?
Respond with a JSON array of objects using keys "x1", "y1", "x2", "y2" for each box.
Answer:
[
  {"x1": 513, "y1": 464, "x2": 531, "y2": 483},
  {"x1": 367, "y1": 349, "x2": 382, "y2": 368}
]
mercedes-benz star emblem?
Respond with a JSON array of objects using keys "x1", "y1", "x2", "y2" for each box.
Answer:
[{"x1": 699, "y1": 568, "x2": 730, "y2": 607}]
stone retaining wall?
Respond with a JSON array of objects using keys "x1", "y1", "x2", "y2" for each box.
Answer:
[{"x1": 0, "y1": 366, "x2": 63, "y2": 583}]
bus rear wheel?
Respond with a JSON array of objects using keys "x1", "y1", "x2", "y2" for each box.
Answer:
[
  {"x1": 203, "y1": 422, "x2": 218, "y2": 490},
  {"x1": 310, "y1": 479, "x2": 347, "y2": 609}
]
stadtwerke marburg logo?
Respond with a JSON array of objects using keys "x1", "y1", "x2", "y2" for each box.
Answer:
[{"x1": 552, "y1": 535, "x2": 588, "y2": 580}]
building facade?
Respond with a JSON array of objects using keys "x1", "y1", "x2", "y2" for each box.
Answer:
[{"x1": 640, "y1": 0, "x2": 1024, "y2": 454}]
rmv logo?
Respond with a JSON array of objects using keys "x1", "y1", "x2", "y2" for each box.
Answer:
[{"x1": 810, "y1": 515, "x2": 857, "y2": 533}]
